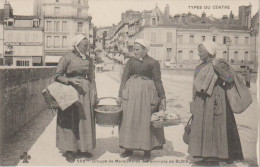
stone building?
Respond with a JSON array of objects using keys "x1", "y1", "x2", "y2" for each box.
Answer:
[
  {"x1": 33, "y1": 0, "x2": 92, "y2": 66},
  {"x1": 3, "y1": 2, "x2": 44, "y2": 66},
  {"x1": 107, "y1": 4, "x2": 257, "y2": 69}
]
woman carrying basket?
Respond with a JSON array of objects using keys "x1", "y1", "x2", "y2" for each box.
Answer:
[
  {"x1": 54, "y1": 34, "x2": 98, "y2": 162},
  {"x1": 188, "y1": 40, "x2": 246, "y2": 166},
  {"x1": 117, "y1": 39, "x2": 166, "y2": 162}
]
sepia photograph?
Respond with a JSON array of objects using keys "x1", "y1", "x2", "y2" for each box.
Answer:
[{"x1": 0, "y1": 0, "x2": 259, "y2": 166}]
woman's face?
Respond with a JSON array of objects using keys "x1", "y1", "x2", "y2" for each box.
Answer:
[
  {"x1": 77, "y1": 38, "x2": 89, "y2": 54},
  {"x1": 198, "y1": 44, "x2": 210, "y2": 61},
  {"x1": 133, "y1": 43, "x2": 147, "y2": 59}
]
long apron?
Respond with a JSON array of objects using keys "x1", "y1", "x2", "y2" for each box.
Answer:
[
  {"x1": 56, "y1": 78, "x2": 96, "y2": 152},
  {"x1": 119, "y1": 75, "x2": 165, "y2": 151}
]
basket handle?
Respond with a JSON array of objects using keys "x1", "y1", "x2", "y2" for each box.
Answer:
[
  {"x1": 187, "y1": 115, "x2": 193, "y2": 125},
  {"x1": 98, "y1": 96, "x2": 117, "y2": 101}
]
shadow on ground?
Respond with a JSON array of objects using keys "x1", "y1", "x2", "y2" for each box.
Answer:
[{"x1": 0, "y1": 109, "x2": 56, "y2": 166}]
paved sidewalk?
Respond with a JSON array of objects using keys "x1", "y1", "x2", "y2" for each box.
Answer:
[{"x1": 11, "y1": 72, "x2": 190, "y2": 166}]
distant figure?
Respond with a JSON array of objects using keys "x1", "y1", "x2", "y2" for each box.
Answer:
[{"x1": 245, "y1": 66, "x2": 251, "y2": 88}]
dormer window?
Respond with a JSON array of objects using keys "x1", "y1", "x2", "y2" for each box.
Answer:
[
  {"x1": 6, "y1": 18, "x2": 14, "y2": 26},
  {"x1": 33, "y1": 19, "x2": 39, "y2": 27},
  {"x1": 152, "y1": 18, "x2": 156, "y2": 25}
]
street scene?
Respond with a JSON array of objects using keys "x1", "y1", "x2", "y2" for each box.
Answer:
[{"x1": 0, "y1": 0, "x2": 259, "y2": 166}]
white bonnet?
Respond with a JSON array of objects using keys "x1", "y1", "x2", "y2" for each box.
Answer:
[
  {"x1": 71, "y1": 34, "x2": 87, "y2": 47},
  {"x1": 134, "y1": 39, "x2": 151, "y2": 51},
  {"x1": 200, "y1": 40, "x2": 218, "y2": 56}
]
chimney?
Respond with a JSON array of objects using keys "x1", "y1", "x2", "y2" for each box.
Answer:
[
  {"x1": 164, "y1": 4, "x2": 170, "y2": 18},
  {"x1": 4, "y1": 1, "x2": 13, "y2": 19},
  {"x1": 222, "y1": 15, "x2": 228, "y2": 24},
  {"x1": 181, "y1": 13, "x2": 186, "y2": 24},
  {"x1": 229, "y1": 11, "x2": 234, "y2": 24},
  {"x1": 201, "y1": 12, "x2": 206, "y2": 19}
]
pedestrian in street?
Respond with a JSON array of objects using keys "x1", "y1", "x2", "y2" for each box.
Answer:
[
  {"x1": 188, "y1": 40, "x2": 246, "y2": 166},
  {"x1": 117, "y1": 39, "x2": 166, "y2": 162},
  {"x1": 54, "y1": 34, "x2": 98, "y2": 162},
  {"x1": 245, "y1": 66, "x2": 251, "y2": 88}
]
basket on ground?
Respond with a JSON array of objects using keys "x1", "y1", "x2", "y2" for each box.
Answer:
[{"x1": 94, "y1": 97, "x2": 122, "y2": 127}]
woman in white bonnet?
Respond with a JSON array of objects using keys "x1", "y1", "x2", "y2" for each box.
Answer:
[
  {"x1": 188, "y1": 40, "x2": 245, "y2": 166},
  {"x1": 117, "y1": 39, "x2": 166, "y2": 162},
  {"x1": 54, "y1": 34, "x2": 98, "y2": 162}
]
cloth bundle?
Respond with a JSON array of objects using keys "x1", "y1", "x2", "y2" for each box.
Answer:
[
  {"x1": 47, "y1": 82, "x2": 79, "y2": 110},
  {"x1": 193, "y1": 63, "x2": 218, "y2": 96},
  {"x1": 151, "y1": 110, "x2": 181, "y2": 128}
]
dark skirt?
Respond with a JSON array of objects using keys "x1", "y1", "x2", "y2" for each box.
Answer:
[{"x1": 56, "y1": 79, "x2": 96, "y2": 152}]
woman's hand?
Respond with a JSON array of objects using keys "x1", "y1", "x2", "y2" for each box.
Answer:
[
  {"x1": 116, "y1": 97, "x2": 122, "y2": 106},
  {"x1": 68, "y1": 78, "x2": 81, "y2": 86},
  {"x1": 161, "y1": 98, "x2": 166, "y2": 111}
]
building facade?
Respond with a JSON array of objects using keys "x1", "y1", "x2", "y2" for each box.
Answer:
[
  {"x1": 107, "y1": 4, "x2": 257, "y2": 69},
  {"x1": 3, "y1": 2, "x2": 44, "y2": 67},
  {"x1": 0, "y1": 9, "x2": 4, "y2": 65},
  {"x1": 34, "y1": 0, "x2": 92, "y2": 65}
]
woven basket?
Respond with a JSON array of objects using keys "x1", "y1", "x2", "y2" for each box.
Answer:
[
  {"x1": 164, "y1": 114, "x2": 181, "y2": 127},
  {"x1": 94, "y1": 97, "x2": 122, "y2": 127},
  {"x1": 183, "y1": 116, "x2": 193, "y2": 145},
  {"x1": 42, "y1": 88, "x2": 59, "y2": 109}
]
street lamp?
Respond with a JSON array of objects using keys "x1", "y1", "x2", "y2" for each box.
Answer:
[{"x1": 226, "y1": 37, "x2": 232, "y2": 63}]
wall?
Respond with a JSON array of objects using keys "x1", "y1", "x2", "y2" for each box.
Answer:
[{"x1": 0, "y1": 67, "x2": 56, "y2": 154}]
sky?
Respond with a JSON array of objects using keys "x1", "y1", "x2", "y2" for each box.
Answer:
[{"x1": 0, "y1": 0, "x2": 259, "y2": 27}]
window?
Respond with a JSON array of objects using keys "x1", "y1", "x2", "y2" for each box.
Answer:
[
  {"x1": 62, "y1": 21, "x2": 67, "y2": 32},
  {"x1": 54, "y1": 7, "x2": 60, "y2": 16},
  {"x1": 7, "y1": 21, "x2": 13, "y2": 26},
  {"x1": 77, "y1": 22, "x2": 83, "y2": 32},
  {"x1": 54, "y1": 36, "x2": 60, "y2": 48},
  {"x1": 78, "y1": 0, "x2": 81, "y2": 4},
  {"x1": 77, "y1": 8, "x2": 82, "y2": 17},
  {"x1": 245, "y1": 37, "x2": 249, "y2": 45},
  {"x1": 167, "y1": 32, "x2": 172, "y2": 43},
  {"x1": 152, "y1": 18, "x2": 156, "y2": 25},
  {"x1": 212, "y1": 36, "x2": 216, "y2": 42},
  {"x1": 46, "y1": 21, "x2": 52, "y2": 31},
  {"x1": 151, "y1": 32, "x2": 156, "y2": 43},
  {"x1": 33, "y1": 20, "x2": 39, "y2": 27},
  {"x1": 244, "y1": 51, "x2": 249, "y2": 62},
  {"x1": 189, "y1": 50, "x2": 194, "y2": 61},
  {"x1": 166, "y1": 48, "x2": 172, "y2": 60},
  {"x1": 235, "y1": 37, "x2": 239, "y2": 44},
  {"x1": 178, "y1": 50, "x2": 183, "y2": 62},
  {"x1": 223, "y1": 36, "x2": 227, "y2": 44},
  {"x1": 56, "y1": 0, "x2": 59, "y2": 2},
  {"x1": 223, "y1": 51, "x2": 227, "y2": 59},
  {"x1": 62, "y1": 36, "x2": 67, "y2": 48},
  {"x1": 190, "y1": 35, "x2": 194, "y2": 44},
  {"x1": 178, "y1": 35, "x2": 183, "y2": 43},
  {"x1": 47, "y1": 36, "x2": 52, "y2": 48},
  {"x1": 201, "y1": 36, "x2": 206, "y2": 42},
  {"x1": 54, "y1": 21, "x2": 60, "y2": 32},
  {"x1": 16, "y1": 60, "x2": 29, "y2": 66},
  {"x1": 234, "y1": 51, "x2": 238, "y2": 63}
]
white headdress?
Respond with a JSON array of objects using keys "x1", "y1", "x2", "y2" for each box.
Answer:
[
  {"x1": 134, "y1": 39, "x2": 151, "y2": 51},
  {"x1": 200, "y1": 40, "x2": 218, "y2": 56}
]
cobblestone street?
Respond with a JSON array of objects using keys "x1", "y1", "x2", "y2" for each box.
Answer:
[{"x1": 0, "y1": 71, "x2": 258, "y2": 166}]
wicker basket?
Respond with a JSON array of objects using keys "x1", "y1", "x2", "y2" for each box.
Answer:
[
  {"x1": 42, "y1": 88, "x2": 59, "y2": 109},
  {"x1": 94, "y1": 97, "x2": 122, "y2": 127},
  {"x1": 183, "y1": 115, "x2": 193, "y2": 145}
]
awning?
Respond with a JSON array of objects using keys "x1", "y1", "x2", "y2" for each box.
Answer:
[
  {"x1": 32, "y1": 56, "x2": 42, "y2": 64},
  {"x1": 45, "y1": 56, "x2": 62, "y2": 63}
]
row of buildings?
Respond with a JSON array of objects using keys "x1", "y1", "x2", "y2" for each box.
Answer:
[
  {"x1": 99, "y1": 4, "x2": 259, "y2": 69},
  {"x1": 0, "y1": 0, "x2": 93, "y2": 66}
]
